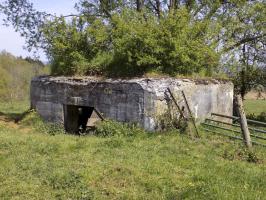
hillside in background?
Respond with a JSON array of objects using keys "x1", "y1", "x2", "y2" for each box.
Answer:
[{"x1": 0, "y1": 51, "x2": 49, "y2": 102}]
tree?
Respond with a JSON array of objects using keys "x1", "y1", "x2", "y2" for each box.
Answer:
[
  {"x1": 0, "y1": 1, "x2": 265, "y2": 82},
  {"x1": 218, "y1": 1, "x2": 266, "y2": 97},
  {"x1": 233, "y1": 67, "x2": 265, "y2": 99}
]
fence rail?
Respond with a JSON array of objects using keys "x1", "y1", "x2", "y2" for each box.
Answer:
[
  {"x1": 203, "y1": 127, "x2": 266, "y2": 147},
  {"x1": 205, "y1": 118, "x2": 266, "y2": 134},
  {"x1": 211, "y1": 113, "x2": 266, "y2": 127},
  {"x1": 202, "y1": 112, "x2": 266, "y2": 147}
]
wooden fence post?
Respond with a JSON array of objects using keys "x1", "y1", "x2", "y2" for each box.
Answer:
[
  {"x1": 181, "y1": 91, "x2": 200, "y2": 138},
  {"x1": 235, "y1": 95, "x2": 252, "y2": 149}
]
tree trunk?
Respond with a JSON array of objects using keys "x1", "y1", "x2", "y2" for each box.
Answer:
[
  {"x1": 136, "y1": 0, "x2": 144, "y2": 11},
  {"x1": 169, "y1": 0, "x2": 179, "y2": 11},
  {"x1": 169, "y1": 0, "x2": 174, "y2": 10}
]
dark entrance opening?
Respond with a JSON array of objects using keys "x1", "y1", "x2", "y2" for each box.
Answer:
[
  {"x1": 78, "y1": 106, "x2": 94, "y2": 133},
  {"x1": 64, "y1": 105, "x2": 95, "y2": 134}
]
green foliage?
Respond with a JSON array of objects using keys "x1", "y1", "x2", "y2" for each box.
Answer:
[
  {"x1": 0, "y1": 101, "x2": 29, "y2": 116},
  {"x1": 232, "y1": 66, "x2": 266, "y2": 98},
  {"x1": 0, "y1": 67, "x2": 11, "y2": 98},
  {"x1": 247, "y1": 112, "x2": 266, "y2": 123},
  {"x1": 20, "y1": 111, "x2": 65, "y2": 135},
  {"x1": 0, "y1": 1, "x2": 263, "y2": 80},
  {"x1": 94, "y1": 120, "x2": 145, "y2": 137},
  {"x1": 1, "y1": 0, "x2": 265, "y2": 80},
  {"x1": 221, "y1": 1, "x2": 266, "y2": 96},
  {"x1": 155, "y1": 109, "x2": 188, "y2": 132},
  {"x1": 0, "y1": 51, "x2": 49, "y2": 102},
  {"x1": 108, "y1": 10, "x2": 218, "y2": 77},
  {"x1": 222, "y1": 147, "x2": 261, "y2": 163},
  {"x1": 44, "y1": 10, "x2": 219, "y2": 77},
  {"x1": 44, "y1": 17, "x2": 111, "y2": 76}
]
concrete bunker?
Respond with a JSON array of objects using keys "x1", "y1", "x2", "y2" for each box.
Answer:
[{"x1": 30, "y1": 76, "x2": 234, "y2": 132}]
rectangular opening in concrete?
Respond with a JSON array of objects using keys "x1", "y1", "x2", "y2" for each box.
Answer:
[{"x1": 63, "y1": 105, "x2": 102, "y2": 134}]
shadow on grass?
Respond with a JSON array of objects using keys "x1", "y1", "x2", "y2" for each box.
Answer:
[{"x1": 0, "y1": 109, "x2": 32, "y2": 123}]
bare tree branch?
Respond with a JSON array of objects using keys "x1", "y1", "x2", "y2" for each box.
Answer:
[{"x1": 225, "y1": 34, "x2": 266, "y2": 52}]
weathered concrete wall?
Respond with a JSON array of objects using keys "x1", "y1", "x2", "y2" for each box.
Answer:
[{"x1": 31, "y1": 76, "x2": 233, "y2": 131}]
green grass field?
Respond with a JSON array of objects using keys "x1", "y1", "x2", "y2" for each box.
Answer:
[
  {"x1": 0, "y1": 101, "x2": 29, "y2": 118},
  {"x1": 0, "y1": 101, "x2": 265, "y2": 199},
  {"x1": 244, "y1": 100, "x2": 266, "y2": 115}
]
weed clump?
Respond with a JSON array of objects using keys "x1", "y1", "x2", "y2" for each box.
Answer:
[
  {"x1": 94, "y1": 120, "x2": 145, "y2": 137},
  {"x1": 19, "y1": 110, "x2": 65, "y2": 135},
  {"x1": 156, "y1": 109, "x2": 188, "y2": 132},
  {"x1": 247, "y1": 112, "x2": 266, "y2": 122},
  {"x1": 223, "y1": 147, "x2": 262, "y2": 164}
]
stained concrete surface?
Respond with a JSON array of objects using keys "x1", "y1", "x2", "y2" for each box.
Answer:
[{"x1": 31, "y1": 76, "x2": 234, "y2": 131}]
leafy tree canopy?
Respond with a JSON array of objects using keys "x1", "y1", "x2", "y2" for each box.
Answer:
[{"x1": 0, "y1": 0, "x2": 265, "y2": 82}]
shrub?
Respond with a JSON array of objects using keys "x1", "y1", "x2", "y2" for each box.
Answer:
[
  {"x1": 108, "y1": 9, "x2": 218, "y2": 77},
  {"x1": 247, "y1": 112, "x2": 266, "y2": 122},
  {"x1": 46, "y1": 17, "x2": 112, "y2": 76},
  {"x1": 44, "y1": 9, "x2": 219, "y2": 77},
  {"x1": 222, "y1": 147, "x2": 261, "y2": 163},
  {"x1": 20, "y1": 110, "x2": 65, "y2": 135}
]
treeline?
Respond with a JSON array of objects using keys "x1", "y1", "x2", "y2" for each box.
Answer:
[{"x1": 0, "y1": 51, "x2": 49, "y2": 102}]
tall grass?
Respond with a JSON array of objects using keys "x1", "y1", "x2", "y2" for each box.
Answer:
[{"x1": 0, "y1": 110, "x2": 265, "y2": 199}]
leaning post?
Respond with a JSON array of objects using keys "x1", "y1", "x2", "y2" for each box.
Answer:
[{"x1": 235, "y1": 94, "x2": 252, "y2": 149}]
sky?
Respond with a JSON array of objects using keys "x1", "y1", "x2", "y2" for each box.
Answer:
[{"x1": 0, "y1": 0, "x2": 78, "y2": 61}]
